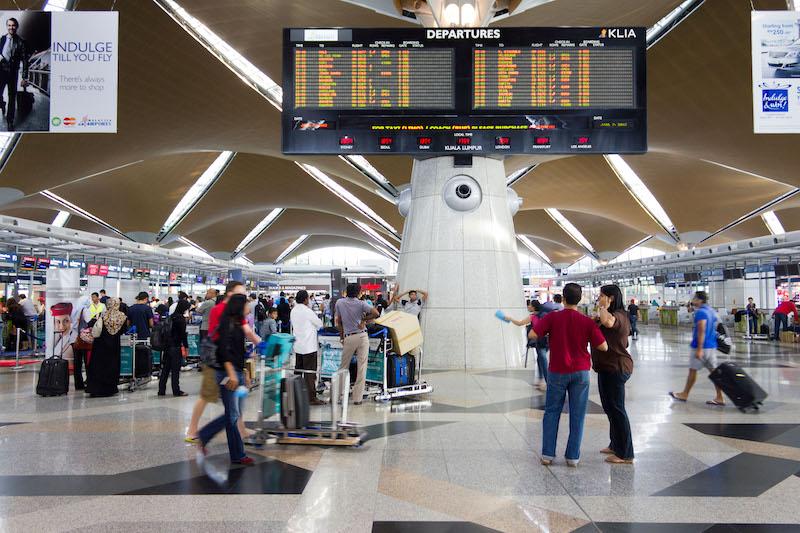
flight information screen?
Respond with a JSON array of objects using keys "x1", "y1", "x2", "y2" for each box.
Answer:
[
  {"x1": 294, "y1": 48, "x2": 454, "y2": 109},
  {"x1": 473, "y1": 48, "x2": 635, "y2": 110},
  {"x1": 282, "y1": 27, "x2": 646, "y2": 155}
]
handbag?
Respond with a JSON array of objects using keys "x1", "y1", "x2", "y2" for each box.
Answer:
[
  {"x1": 91, "y1": 317, "x2": 104, "y2": 338},
  {"x1": 79, "y1": 327, "x2": 94, "y2": 344}
]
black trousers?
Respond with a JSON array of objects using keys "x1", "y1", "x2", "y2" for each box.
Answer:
[
  {"x1": 294, "y1": 351, "x2": 318, "y2": 401},
  {"x1": 158, "y1": 346, "x2": 182, "y2": 395},
  {"x1": 0, "y1": 68, "x2": 18, "y2": 121},
  {"x1": 73, "y1": 348, "x2": 87, "y2": 389},
  {"x1": 597, "y1": 371, "x2": 634, "y2": 460}
]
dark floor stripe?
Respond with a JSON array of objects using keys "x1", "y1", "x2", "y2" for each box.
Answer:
[
  {"x1": 653, "y1": 452, "x2": 800, "y2": 497},
  {"x1": 685, "y1": 423, "x2": 800, "y2": 446},
  {"x1": 372, "y1": 521, "x2": 501, "y2": 533},
  {"x1": 574, "y1": 524, "x2": 800, "y2": 533}
]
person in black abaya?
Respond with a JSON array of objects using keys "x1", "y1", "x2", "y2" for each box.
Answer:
[
  {"x1": 86, "y1": 298, "x2": 127, "y2": 397},
  {"x1": 158, "y1": 299, "x2": 190, "y2": 397}
]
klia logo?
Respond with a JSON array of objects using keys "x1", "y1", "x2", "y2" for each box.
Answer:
[{"x1": 600, "y1": 28, "x2": 636, "y2": 38}]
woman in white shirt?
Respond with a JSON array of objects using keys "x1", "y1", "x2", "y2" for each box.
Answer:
[{"x1": 290, "y1": 290, "x2": 324, "y2": 405}]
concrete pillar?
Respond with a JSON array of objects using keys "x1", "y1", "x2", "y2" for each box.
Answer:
[{"x1": 397, "y1": 156, "x2": 526, "y2": 368}]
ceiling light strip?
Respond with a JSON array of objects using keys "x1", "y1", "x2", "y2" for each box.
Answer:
[
  {"x1": 0, "y1": 133, "x2": 20, "y2": 175},
  {"x1": 51, "y1": 211, "x2": 71, "y2": 228},
  {"x1": 43, "y1": 0, "x2": 73, "y2": 11},
  {"x1": 762, "y1": 211, "x2": 785, "y2": 236},
  {"x1": 232, "y1": 208, "x2": 285, "y2": 257},
  {"x1": 516, "y1": 234, "x2": 553, "y2": 266},
  {"x1": 152, "y1": 0, "x2": 283, "y2": 110},
  {"x1": 275, "y1": 235, "x2": 309, "y2": 264},
  {"x1": 506, "y1": 164, "x2": 538, "y2": 188},
  {"x1": 296, "y1": 162, "x2": 400, "y2": 240},
  {"x1": 40, "y1": 190, "x2": 129, "y2": 239},
  {"x1": 604, "y1": 154, "x2": 680, "y2": 244},
  {"x1": 646, "y1": 0, "x2": 705, "y2": 48},
  {"x1": 177, "y1": 236, "x2": 213, "y2": 258},
  {"x1": 349, "y1": 218, "x2": 401, "y2": 255},
  {"x1": 157, "y1": 151, "x2": 235, "y2": 242},
  {"x1": 698, "y1": 187, "x2": 800, "y2": 245},
  {"x1": 544, "y1": 208, "x2": 598, "y2": 258},
  {"x1": 368, "y1": 242, "x2": 399, "y2": 263},
  {"x1": 340, "y1": 155, "x2": 400, "y2": 198}
]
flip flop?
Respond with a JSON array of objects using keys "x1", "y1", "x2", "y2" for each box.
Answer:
[
  {"x1": 184, "y1": 436, "x2": 199, "y2": 443},
  {"x1": 706, "y1": 399, "x2": 725, "y2": 406},
  {"x1": 605, "y1": 455, "x2": 634, "y2": 464},
  {"x1": 669, "y1": 392, "x2": 687, "y2": 402}
]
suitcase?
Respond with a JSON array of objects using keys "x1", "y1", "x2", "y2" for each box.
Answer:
[
  {"x1": 708, "y1": 362, "x2": 767, "y2": 412},
  {"x1": 134, "y1": 345, "x2": 153, "y2": 378},
  {"x1": 280, "y1": 375, "x2": 309, "y2": 429},
  {"x1": 15, "y1": 86, "x2": 34, "y2": 120},
  {"x1": 36, "y1": 356, "x2": 69, "y2": 396},
  {"x1": 760, "y1": 324, "x2": 769, "y2": 335},
  {"x1": 387, "y1": 353, "x2": 415, "y2": 388}
]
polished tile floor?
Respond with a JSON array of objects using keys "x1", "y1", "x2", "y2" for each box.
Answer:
[{"x1": 1, "y1": 325, "x2": 800, "y2": 532}]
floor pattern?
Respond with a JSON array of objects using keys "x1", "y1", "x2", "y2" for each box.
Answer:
[{"x1": 0, "y1": 325, "x2": 798, "y2": 531}]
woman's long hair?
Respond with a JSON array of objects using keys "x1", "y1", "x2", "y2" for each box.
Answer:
[
  {"x1": 600, "y1": 285, "x2": 626, "y2": 314},
  {"x1": 219, "y1": 294, "x2": 247, "y2": 336}
]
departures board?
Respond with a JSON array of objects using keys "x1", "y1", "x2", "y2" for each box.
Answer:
[{"x1": 282, "y1": 27, "x2": 646, "y2": 155}]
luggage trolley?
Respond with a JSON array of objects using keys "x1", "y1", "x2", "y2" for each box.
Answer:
[
  {"x1": 119, "y1": 335, "x2": 152, "y2": 391},
  {"x1": 319, "y1": 327, "x2": 387, "y2": 399},
  {"x1": 253, "y1": 334, "x2": 366, "y2": 447},
  {"x1": 374, "y1": 342, "x2": 433, "y2": 402}
]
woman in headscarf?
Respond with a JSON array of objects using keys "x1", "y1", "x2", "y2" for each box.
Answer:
[{"x1": 86, "y1": 297, "x2": 127, "y2": 397}]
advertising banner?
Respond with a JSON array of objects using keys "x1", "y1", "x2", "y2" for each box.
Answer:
[
  {"x1": 752, "y1": 11, "x2": 800, "y2": 133},
  {"x1": 45, "y1": 268, "x2": 82, "y2": 359},
  {"x1": 0, "y1": 10, "x2": 117, "y2": 133}
]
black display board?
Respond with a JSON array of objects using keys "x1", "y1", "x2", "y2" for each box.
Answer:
[{"x1": 282, "y1": 27, "x2": 646, "y2": 155}]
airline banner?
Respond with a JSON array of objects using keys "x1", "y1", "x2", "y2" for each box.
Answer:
[
  {"x1": 752, "y1": 11, "x2": 800, "y2": 133},
  {"x1": 0, "y1": 10, "x2": 118, "y2": 133}
]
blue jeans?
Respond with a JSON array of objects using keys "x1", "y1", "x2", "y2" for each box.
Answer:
[
  {"x1": 629, "y1": 316, "x2": 638, "y2": 336},
  {"x1": 774, "y1": 313, "x2": 788, "y2": 341},
  {"x1": 198, "y1": 370, "x2": 245, "y2": 462},
  {"x1": 535, "y1": 347, "x2": 548, "y2": 383},
  {"x1": 542, "y1": 370, "x2": 590, "y2": 462}
]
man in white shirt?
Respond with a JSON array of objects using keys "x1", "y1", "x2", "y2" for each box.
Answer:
[{"x1": 290, "y1": 290, "x2": 324, "y2": 405}]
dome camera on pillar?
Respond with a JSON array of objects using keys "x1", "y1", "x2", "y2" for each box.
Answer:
[{"x1": 397, "y1": 156, "x2": 527, "y2": 368}]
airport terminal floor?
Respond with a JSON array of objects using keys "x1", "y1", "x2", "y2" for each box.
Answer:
[{"x1": 0, "y1": 326, "x2": 799, "y2": 533}]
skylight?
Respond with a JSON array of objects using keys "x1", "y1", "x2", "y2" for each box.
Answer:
[
  {"x1": 604, "y1": 154, "x2": 680, "y2": 243},
  {"x1": 545, "y1": 208, "x2": 597, "y2": 256},
  {"x1": 52, "y1": 211, "x2": 71, "y2": 228},
  {"x1": 516, "y1": 234, "x2": 552, "y2": 265},
  {"x1": 368, "y1": 242, "x2": 399, "y2": 263},
  {"x1": 154, "y1": 0, "x2": 283, "y2": 109},
  {"x1": 157, "y1": 151, "x2": 234, "y2": 241},
  {"x1": 234, "y1": 255, "x2": 254, "y2": 266},
  {"x1": 233, "y1": 208, "x2": 285, "y2": 257},
  {"x1": 41, "y1": 190, "x2": 128, "y2": 239},
  {"x1": 762, "y1": 211, "x2": 785, "y2": 235},
  {"x1": 340, "y1": 155, "x2": 399, "y2": 198},
  {"x1": 176, "y1": 236, "x2": 213, "y2": 259},
  {"x1": 296, "y1": 162, "x2": 400, "y2": 239},
  {"x1": 275, "y1": 235, "x2": 309, "y2": 264},
  {"x1": 43, "y1": 0, "x2": 69, "y2": 12},
  {"x1": 0, "y1": 133, "x2": 18, "y2": 172},
  {"x1": 506, "y1": 165, "x2": 538, "y2": 187},
  {"x1": 646, "y1": 0, "x2": 703, "y2": 47},
  {"x1": 349, "y1": 218, "x2": 401, "y2": 255}
]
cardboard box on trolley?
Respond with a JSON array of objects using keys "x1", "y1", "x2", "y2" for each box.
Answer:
[{"x1": 375, "y1": 311, "x2": 423, "y2": 355}]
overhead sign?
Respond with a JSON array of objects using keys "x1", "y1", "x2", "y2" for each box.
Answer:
[
  {"x1": 0, "y1": 10, "x2": 117, "y2": 133},
  {"x1": 752, "y1": 11, "x2": 800, "y2": 133}
]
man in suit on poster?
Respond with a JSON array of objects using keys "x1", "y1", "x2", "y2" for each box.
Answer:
[{"x1": 0, "y1": 17, "x2": 29, "y2": 130}]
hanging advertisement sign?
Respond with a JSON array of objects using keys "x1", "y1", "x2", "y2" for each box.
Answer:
[
  {"x1": 0, "y1": 10, "x2": 117, "y2": 133},
  {"x1": 752, "y1": 11, "x2": 800, "y2": 133},
  {"x1": 45, "y1": 268, "x2": 83, "y2": 359}
]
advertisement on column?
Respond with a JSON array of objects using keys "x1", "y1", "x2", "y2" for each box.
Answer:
[
  {"x1": 45, "y1": 268, "x2": 81, "y2": 359},
  {"x1": 0, "y1": 10, "x2": 117, "y2": 133},
  {"x1": 752, "y1": 11, "x2": 800, "y2": 133}
]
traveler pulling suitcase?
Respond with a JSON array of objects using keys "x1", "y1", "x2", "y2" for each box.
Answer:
[
  {"x1": 708, "y1": 361, "x2": 767, "y2": 412},
  {"x1": 36, "y1": 355, "x2": 69, "y2": 396},
  {"x1": 387, "y1": 353, "x2": 415, "y2": 388},
  {"x1": 280, "y1": 375, "x2": 310, "y2": 429}
]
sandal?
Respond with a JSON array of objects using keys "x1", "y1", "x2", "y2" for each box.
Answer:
[
  {"x1": 600, "y1": 447, "x2": 614, "y2": 455},
  {"x1": 669, "y1": 392, "x2": 687, "y2": 402},
  {"x1": 706, "y1": 399, "x2": 725, "y2": 406},
  {"x1": 184, "y1": 435, "x2": 199, "y2": 444},
  {"x1": 605, "y1": 455, "x2": 634, "y2": 464},
  {"x1": 540, "y1": 458, "x2": 552, "y2": 466}
]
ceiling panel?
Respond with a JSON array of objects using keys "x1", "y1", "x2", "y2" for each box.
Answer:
[{"x1": 561, "y1": 209, "x2": 649, "y2": 256}]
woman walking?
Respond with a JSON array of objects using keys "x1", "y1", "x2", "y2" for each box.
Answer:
[
  {"x1": 197, "y1": 294, "x2": 254, "y2": 465},
  {"x1": 86, "y1": 298, "x2": 126, "y2": 397},
  {"x1": 593, "y1": 285, "x2": 635, "y2": 464}
]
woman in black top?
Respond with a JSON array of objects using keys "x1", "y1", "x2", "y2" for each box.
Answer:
[
  {"x1": 197, "y1": 294, "x2": 254, "y2": 465},
  {"x1": 158, "y1": 299, "x2": 190, "y2": 397},
  {"x1": 3, "y1": 298, "x2": 28, "y2": 352}
]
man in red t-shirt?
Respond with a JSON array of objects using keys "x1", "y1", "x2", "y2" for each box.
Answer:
[
  {"x1": 772, "y1": 298, "x2": 798, "y2": 341},
  {"x1": 530, "y1": 283, "x2": 607, "y2": 467}
]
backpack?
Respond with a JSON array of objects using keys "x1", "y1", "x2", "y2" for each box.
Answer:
[
  {"x1": 150, "y1": 316, "x2": 172, "y2": 351},
  {"x1": 255, "y1": 302, "x2": 267, "y2": 322}
]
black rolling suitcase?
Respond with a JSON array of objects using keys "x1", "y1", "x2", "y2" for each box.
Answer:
[
  {"x1": 15, "y1": 86, "x2": 34, "y2": 121},
  {"x1": 134, "y1": 345, "x2": 153, "y2": 378},
  {"x1": 708, "y1": 362, "x2": 767, "y2": 412},
  {"x1": 387, "y1": 353, "x2": 416, "y2": 388},
  {"x1": 36, "y1": 355, "x2": 69, "y2": 396},
  {"x1": 760, "y1": 324, "x2": 769, "y2": 335},
  {"x1": 280, "y1": 375, "x2": 309, "y2": 429}
]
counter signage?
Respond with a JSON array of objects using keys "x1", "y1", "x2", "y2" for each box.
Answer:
[{"x1": 752, "y1": 11, "x2": 800, "y2": 133}]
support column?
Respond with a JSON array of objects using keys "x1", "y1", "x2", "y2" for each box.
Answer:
[{"x1": 396, "y1": 156, "x2": 526, "y2": 368}]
